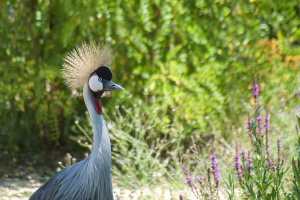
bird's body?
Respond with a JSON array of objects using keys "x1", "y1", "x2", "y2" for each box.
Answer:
[
  {"x1": 30, "y1": 42, "x2": 123, "y2": 200},
  {"x1": 30, "y1": 84, "x2": 113, "y2": 200}
]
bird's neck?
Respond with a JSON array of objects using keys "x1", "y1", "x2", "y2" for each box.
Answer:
[
  {"x1": 83, "y1": 83, "x2": 111, "y2": 157},
  {"x1": 83, "y1": 84, "x2": 107, "y2": 137},
  {"x1": 83, "y1": 83, "x2": 113, "y2": 196}
]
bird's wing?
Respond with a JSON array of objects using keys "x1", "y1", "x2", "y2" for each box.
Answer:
[
  {"x1": 29, "y1": 160, "x2": 85, "y2": 200},
  {"x1": 29, "y1": 184, "x2": 59, "y2": 200}
]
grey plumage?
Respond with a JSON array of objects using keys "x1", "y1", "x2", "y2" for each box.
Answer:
[
  {"x1": 30, "y1": 83, "x2": 114, "y2": 200},
  {"x1": 30, "y1": 42, "x2": 124, "y2": 200}
]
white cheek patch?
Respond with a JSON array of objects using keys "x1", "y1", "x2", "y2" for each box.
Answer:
[{"x1": 89, "y1": 76, "x2": 103, "y2": 92}]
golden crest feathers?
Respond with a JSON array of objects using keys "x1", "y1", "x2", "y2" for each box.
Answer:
[{"x1": 62, "y1": 42, "x2": 114, "y2": 89}]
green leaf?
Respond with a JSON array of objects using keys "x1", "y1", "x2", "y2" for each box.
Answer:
[
  {"x1": 292, "y1": 181, "x2": 300, "y2": 198},
  {"x1": 292, "y1": 159, "x2": 300, "y2": 185},
  {"x1": 297, "y1": 115, "x2": 300, "y2": 132},
  {"x1": 224, "y1": 177, "x2": 231, "y2": 189},
  {"x1": 254, "y1": 105, "x2": 262, "y2": 119},
  {"x1": 225, "y1": 191, "x2": 232, "y2": 199}
]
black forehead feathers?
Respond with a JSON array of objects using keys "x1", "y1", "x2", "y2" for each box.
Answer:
[{"x1": 94, "y1": 66, "x2": 112, "y2": 80}]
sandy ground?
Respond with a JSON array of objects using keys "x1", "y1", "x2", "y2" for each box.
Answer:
[
  {"x1": 0, "y1": 178, "x2": 179, "y2": 200},
  {"x1": 0, "y1": 178, "x2": 225, "y2": 200},
  {"x1": 0, "y1": 178, "x2": 42, "y2": 200}
]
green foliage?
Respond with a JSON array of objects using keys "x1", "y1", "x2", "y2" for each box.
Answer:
[
  {"x1": 290, "y1": 116, "x2": 300, "y2": 199},
  {"x1": 222, "y1": 81, "x2": 300, "y2": 200},
  {"x1": 224, "y1": 174, "x2": 235, "y2": 200},
  {"x1": 232, "y1": 107, "x2": 289, "y2": 199},
  {"x1": 1, "y1": 2, "x2": 300, "y2": 200},
  {"x1": 291, "y1": 159, "x2": 300, "y2": 199},
  {"x1": 0, "y1": 0, "x2": 299, "y2": 163}
]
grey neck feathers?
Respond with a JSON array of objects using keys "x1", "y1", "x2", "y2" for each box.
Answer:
[{"x1": 83, "y1": 83, "x2": 113, "y2": 199}]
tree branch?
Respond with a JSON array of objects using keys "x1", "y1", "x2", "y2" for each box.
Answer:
[{"x1": 21, "y1": 0, "x2": 39, "y2": 67}]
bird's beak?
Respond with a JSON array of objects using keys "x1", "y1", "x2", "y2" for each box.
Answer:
[{"x1": 103, "y1": 80, "x2": 124, "y2": 91}]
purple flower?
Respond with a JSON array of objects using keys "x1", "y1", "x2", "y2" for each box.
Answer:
[
  {"x1": 210, "y1": 154, "x2": 220, "y2": 186},
  {"x1": 240, "y1": 151, "x2": 245, "y2": 161},
  {"x1": 256, "y1": 116, "x2": 262, "y2": 123},
  {"x1": 253, "y1": 84, "x2": 259, "y2": 96},
  {"x1": 196, "y1": 176, "x2": 203, "y2": 184},
  {"x1": 264, "y1": 124, "x2": 270, "y2": 133},
  {"x1": 186, "y1": 175, "x2": 193, "y2": 187},
  {"x1": 247, "y1": 117, "x2": 254, "y2": 142},
  {"x1": 281, "y1": 153, "x2": 285, "y2": 168},
  {"x1": 235, "y1": 161, "x2": 240, "y2": 169},
  {"x1": 265, "y1": 113, "x2": 270, "y2": 160},
  {"x1": 237, "y1": 173, "x2": 242, "y2": 183},
  {"x1": 240, "y1": 165, "x2": 244, "y2": 174},
  {"x1": 247, "y1": 157, "x2": 252, "y2": 163},
  {"x1": 179, "y1": 194, "x2": 183, "y2": 200},
  {"x1": 277, "y1": 140, "x2": 281, "y2": 147},
  {"x1": 182, "y1": 165, "x2": 193, "y2": 187},
  {"x1": 247, "y1": 157, "x2": 252, "y2": 174},
  {"x1": 256, "y1": 111, "x2": 262, "y2": 137},
  {"x1": 277, "y1": 139, "x2": 282, "y2": 167},
  {"x1": 234, "y1": 154, "x2": 240, "y2": 169},
  {"x1": 235, "y1": 154, "x2": 242, "y2": 183},
  {"x1": 265, "y1": 116, "x2": 269, "y2": 123},
  {"x1": 234, "y1": 154, "x2": 239, "y2": 162},
  {"x1": 182, "y1": 165, "x2": 189, "y2": 175},
  {"x1": 247, "y1": 120, "x2": 252, "y2": 134}
]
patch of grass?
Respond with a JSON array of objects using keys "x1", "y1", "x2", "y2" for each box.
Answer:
[{"x1": 22, "y1": 191, "x2": 33, "y2": 197}]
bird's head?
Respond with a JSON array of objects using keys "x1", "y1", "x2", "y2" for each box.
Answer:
[
  {"x1": 88, "y1": 66, "x2": 124, "y2": 99},
  {"x1": 62, "y1": 41, "x2": 124, "y2": 115}
]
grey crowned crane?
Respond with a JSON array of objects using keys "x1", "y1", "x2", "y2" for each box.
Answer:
[{"x1": 30, "y1": 42, "x2": 123, "y2": 200}]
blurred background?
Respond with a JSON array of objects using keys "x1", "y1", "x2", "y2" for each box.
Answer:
[{"x1": 0, "y1": 0, "x2": 300, "y2": 198}]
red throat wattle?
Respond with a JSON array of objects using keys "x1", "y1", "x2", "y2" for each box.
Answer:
[{"x1": 93, "y1": 97, "x2": 102, "y2": 115}]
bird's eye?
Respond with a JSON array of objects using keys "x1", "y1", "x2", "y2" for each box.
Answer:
[{"x1": 89, "y1": 75, "x2": 103, "y2": 92}]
